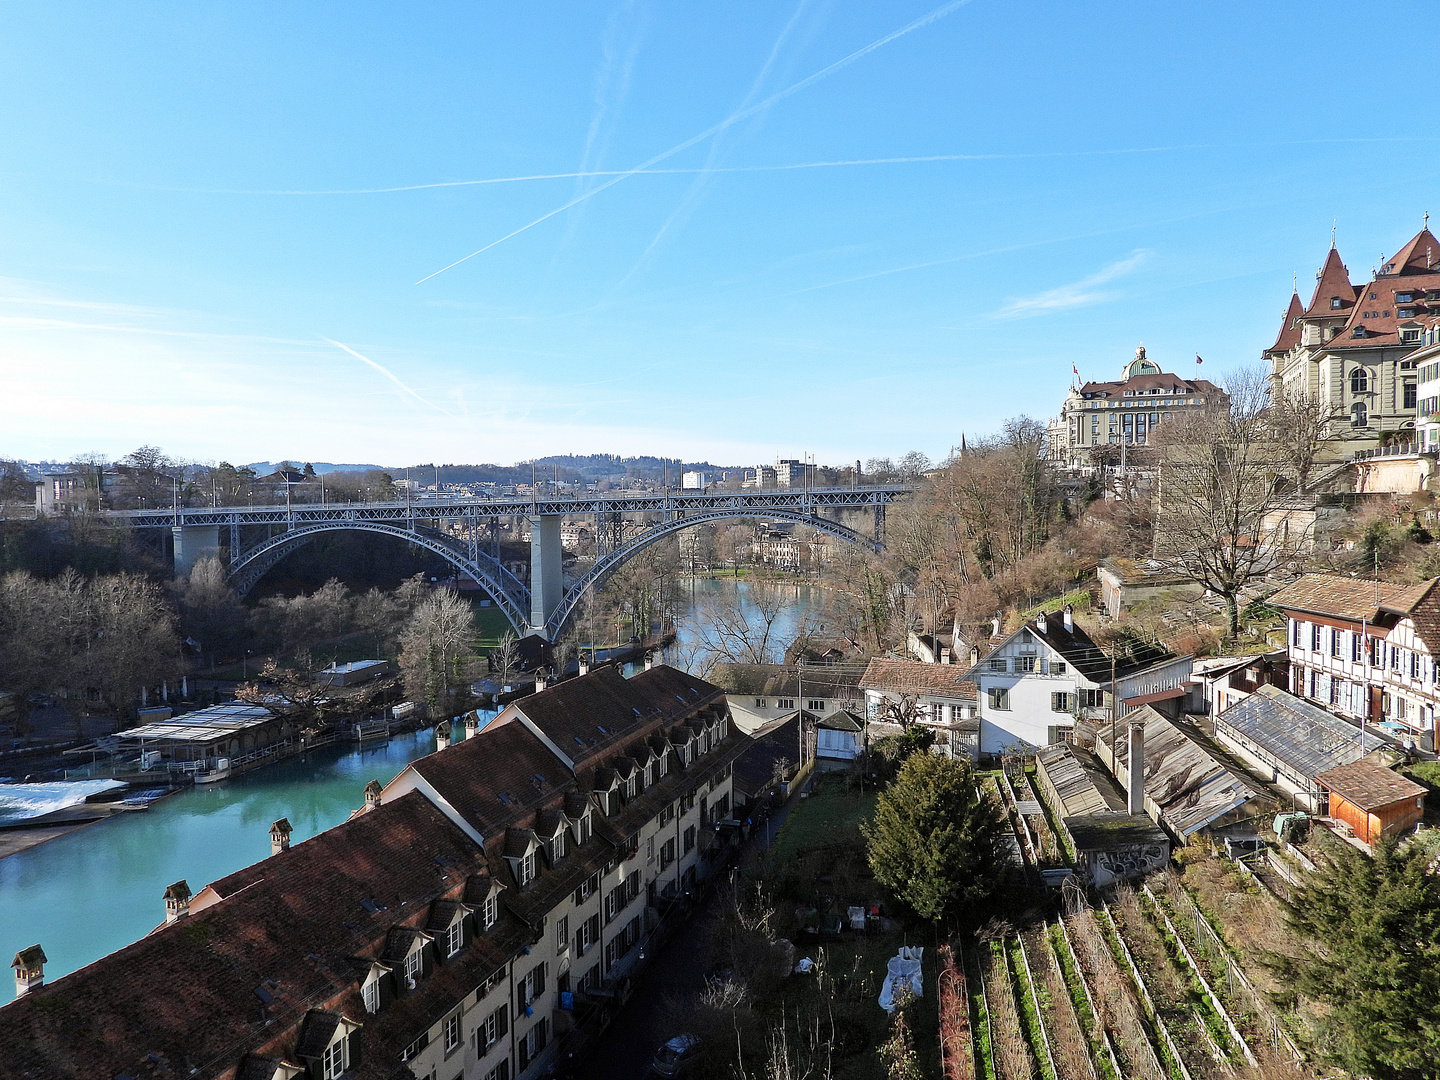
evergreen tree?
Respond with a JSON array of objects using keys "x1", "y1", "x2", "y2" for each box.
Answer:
[
  {"x1": 862, "y1": 753, "x2": 1010, "y2": 928},
  {"x1": 1278, "y1": 838, "x2": 1440, "y2": 1079}
]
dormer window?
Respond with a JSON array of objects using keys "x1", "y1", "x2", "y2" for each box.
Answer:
[
  {"x1": 361, "y1": 964, "x2": 386, "y2": 1013},
  {"x1": 518, "y1": 849, "x2": 536, "y2": 885},
  {"x1": 576, "y1": 811, "x2": 591, "y2": 846},
  {"x1": 482, "y1": 892, "x2": 498, "y2": 929},
  {"x1": 625, "y1": 773, "x2": 637, "y2": 799},
  {"x1": 658, "y1": 750, "x2": 669, "y2": 779},
  {"x1": 404, "y1": 947, "x2": 423, "y2": 984},
  {"x1": 1397, "y1": 292, "x2": 1415, "y2": 304},
  {"x1": 643, "y1": 763, "x2": 654, "y2": 789},
  {"x1": 1331, "y1": 297, "x2": 1343, "y2": 309},
  {"x1": 447, "y1": 919, "x2": 464, "y2": 957},
  {"x1": 1353, "y1": 327, "x2": 1366, "y2": 338},
  {"x1": 1402, "y1": 327, "x2": 1422, "y2": 344},
  {"x1": 549, "y1": 832, "x2": 566, "y2": 865}
]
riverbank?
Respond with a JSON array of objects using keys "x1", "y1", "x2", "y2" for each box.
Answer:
[{"x1": 0, "y1": 781, "x2": 187, "y2": 860}]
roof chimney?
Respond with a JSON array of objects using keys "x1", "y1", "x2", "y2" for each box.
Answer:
[
  {"x1": 970, "y1": 645, "x2": 980, "y2": 665},
  {"x1": 435, "y1": 719, "x2": 451, "y2": 750},
  {"x1": 940, "y1": 647, "x2": 951, "y2": 665},
  {"x1": 991, "y1": 617, "x2": 1001, "y2": 638},
  {"x1": 164, "y1": 880, "x2": 191, "y2": 924},
  {"x1": 270, "y1": 817, "x2": 292, "y2": 855},
  {"x1": 1127, "y1": 723, "x2": 1146, "y2": 816},
  {"x1": 363, "y1": 779, "x2": 382, "y2": 812},
  {"x1": 1036, "y1": 611, "x2": 1048, "y2": 635},
  {"x1": 645, "y1": 652, "x2": 655, "y2": 671},
  {"x1": 578, "y1": 655, "x2": 590, "y2": 676},
  {"x1": 534, "y1": 672, "x2": 547, "y2": 692},
  {"x1": 12, "y1": 945, "x2": 45, "y2": 999},
  {"x1": 464, "y1": 712, "x2": 480, "y2": 739},
  {"x1": 1063, "y1": 605, "x2": 1074, "y2": 633}
]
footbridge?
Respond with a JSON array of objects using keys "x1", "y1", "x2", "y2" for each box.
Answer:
[{"x1": 108, "y1": 487, "x2": 912, "y2": 639}]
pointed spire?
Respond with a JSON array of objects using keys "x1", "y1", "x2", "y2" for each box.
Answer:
[
  {"x1": 1331, "y1": 219, "x2": 1337, "y2": 249},
  {"x1": 1305, "y1": 245, "x2": 1355, "y2": 316}
]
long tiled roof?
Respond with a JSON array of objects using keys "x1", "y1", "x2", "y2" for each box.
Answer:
[
  {"x1": 1267, "y1": 572, "x2": 1437, "y2": 623},
  {"x1": 410, "y1": 719, "x2": 575, "y2": 839},
  {"x1": 0, "y1": 792, "x2": 522, "y2": 1080},
  {"x1": 515, "y1": 664, "x2": 723, "y2": 767},
  {"x1": 708, "y1": 663, "x2": 863, "y2": 701},
  {"x1": 860, "y1": 657, "x2": 977, "y2": 698}
]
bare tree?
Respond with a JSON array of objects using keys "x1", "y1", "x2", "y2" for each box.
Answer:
[
  {"x1": 1152, "y1": 367, "x2": 1306, "y2": 636},
  {"x1": 1264, "y1": 384, "x2": 1347, "y2": 493},
  {"x1": 398, "y1": 588, "x2": 479, "y2": 717},
  {"x1": 689, "y1": 581, "x2": 811, "y2": 672}
]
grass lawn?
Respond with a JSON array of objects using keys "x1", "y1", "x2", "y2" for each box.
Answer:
[
  {"x1": 769, "y1": 780, "x2": 879, "y2": 864},
  {"x1": 473, "y1": 603, "x2": 515, "y2": 647},
  {"x1": 751, "y1": 777, "x2": 938, "y2": 1080}
]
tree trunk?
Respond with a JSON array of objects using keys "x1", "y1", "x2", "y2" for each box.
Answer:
[{"x1": 1225, "y1": 592, "x2": 1240, "y2": 639}]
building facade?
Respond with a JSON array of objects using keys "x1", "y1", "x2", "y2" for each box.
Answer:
[
  {"x1": 1267, "y1": 228, "x2": 1440, "y2": 455},
  {"x1": 960, "y1": 608, "x2": 1193, "y2": 754},
  {"x1": 1048, "y1": 346, "x2": 1227, "y2": 469},
  {"x1": 1268, "y1": 572, "x2": 1440, "y2": 747}
]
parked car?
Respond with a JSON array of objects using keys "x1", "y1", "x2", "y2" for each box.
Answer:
[{"x1": 651, "y1": 1034, "x2": 702, "y2": 1077}]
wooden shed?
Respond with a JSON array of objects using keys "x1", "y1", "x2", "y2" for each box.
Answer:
[{"x1": 1314, "y1": 760, "x2": 1426, "y2": 848}]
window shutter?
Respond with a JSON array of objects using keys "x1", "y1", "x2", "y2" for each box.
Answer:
[
  {"x1": 347, "y1": 1028, "x2": 363, "y2": 1072},
  {"x1": 497, "y1": 1004, "x2": 509, "y2": 1037},
  {"x1": 536, "y1": 963, "x2": 546, "y2": 995}
]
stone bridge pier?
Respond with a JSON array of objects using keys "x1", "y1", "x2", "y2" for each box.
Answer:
[
  {"x1": 528, "y1": 514, "x2": 564, "y2": 636},
  {"x1": 172, "y1": 524, "x2": 221, "y2": 578}
]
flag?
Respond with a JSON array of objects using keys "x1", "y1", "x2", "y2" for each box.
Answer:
[
  {"x1": 1195, "y1": 354, "x2": 1204, "y2": 365},
  {"x1": 1072, "y1": 363, "x2": 1080, "y2": 379}
]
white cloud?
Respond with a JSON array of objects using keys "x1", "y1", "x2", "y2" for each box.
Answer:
[{"x1": 995, "y1": 250, "x2": 1148, "y2": 319}]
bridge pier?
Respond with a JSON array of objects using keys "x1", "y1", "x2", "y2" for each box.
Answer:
[
  {"x1": 172, "y1": 524, "x2": 221, "y2": 578},
  {"x1": 528, "y1": 514, "x2": 563, "y2": 638}
]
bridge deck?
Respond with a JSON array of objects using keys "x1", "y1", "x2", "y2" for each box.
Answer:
[{"x1": 104, "y1": 486, "x2": 911, "y2": 527}]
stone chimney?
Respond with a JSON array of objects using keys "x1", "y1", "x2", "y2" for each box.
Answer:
[
  {"x1": 1036, "y1": 611, "x2": 1048, "y2": 635},
  {"x1": 164, "y1": 880, "x2": 191, "y2": 924},
  {"x1": 644, "y1": 652, "x2": 655, "y2": 671},
  {"x1": 578, "y1": 655, "x2": 590, "y2": 676},
  {"x1": 969, "y1": 645, "x2": 980, "y2": 665},
  {"x1": 464, "y1": 712, "x2": 480, "y2": 739},
  {"x1": 12, "y1": 945, "x2": 45, "y2": 999},
  {"x1": 940, "y1": 647, "x2": 951, "y2": 665},
  {"x1": 363, "y1": 779, "x2": 382, "y2": 812},
  {"x1": 1127, "y1": 723, "x2": 1146, "y2": 816},
  {"x1": 270, "y1": 817, "x2": 292, "y2": 855},
  {"x1": 534, "y1": 672, "x2": 548, "y2": 692},
  {"x1": 1063, "y1": 604, "x2": 1074, "y2": 634},
  {"x1": 435, "y1": 719, "x2": 451, "y2": 750}
]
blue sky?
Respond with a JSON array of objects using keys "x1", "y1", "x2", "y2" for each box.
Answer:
[{"x1": 3, "y1": 1, "x2": 1437, "y2": 468}]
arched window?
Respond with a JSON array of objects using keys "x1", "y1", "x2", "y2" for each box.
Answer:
[
  {"x1": 1350, "y1": 368, "x2": 1369, "y2": 393},
  {"x1": 1351, "y1": 402, "x2": 1368, "y2": 428}
]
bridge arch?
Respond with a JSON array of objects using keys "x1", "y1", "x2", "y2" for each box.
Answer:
[
  {"x1": 227, "y1": 521, "x2": 531, "y2": 634},
  {"x1": 546, "y1": 508, "x2": 876, "y2": 639}
]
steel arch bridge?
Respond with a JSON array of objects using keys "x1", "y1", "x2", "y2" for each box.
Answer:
[
  {"x1": 105, "y1": 485, "x2": 911, "y2": 639},
  {"x1": 227, "y1": 521, "x2": 531, "y2": 631},
  {"x1": 542, "y1": 507, "x2": 876, "y2": 639}
]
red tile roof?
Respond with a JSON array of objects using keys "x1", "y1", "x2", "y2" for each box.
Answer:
[
  {"x1": 1304, "y1": 246, "x2": 1357, "y2": 318},
  {"x1": 0, "y1": 792, "x2": 520, "y2": 1080},
  {"x1": 1267, "y1": 572, "x2": 1438, "y2": 623},
  {"x1": 1267, "y1": 291, "x2": 1305, "y2": 355},
  {"x1": 860, "y1": 657, "x2": 978, "y2": 698},
  {"x1": 409, "y1": 718, "x2": 574, "y2": 840},
  {"x1": 1320, "y1": 230, "x2": 1440, "y2": 351}
]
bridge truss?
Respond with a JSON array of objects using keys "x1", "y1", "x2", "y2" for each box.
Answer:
[{"x1": 110, "y1": 486, "x2": 911, "y2": 639}]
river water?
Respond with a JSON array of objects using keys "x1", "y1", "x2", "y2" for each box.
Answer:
[{"x1": 0, "y1": 578, "x2": 822, "y2": 984}]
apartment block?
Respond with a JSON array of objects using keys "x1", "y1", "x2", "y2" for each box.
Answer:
[{"x1": 0, "y1": 664, "x2": 747, "y2": 1080}]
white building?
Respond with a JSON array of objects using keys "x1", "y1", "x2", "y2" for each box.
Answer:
[
  {"x1": 681, "y1": 471, "x2": 707, "y2": 490},
  {"x1": 961, "y1": 607, "x2": 1193, "y2": 754}
]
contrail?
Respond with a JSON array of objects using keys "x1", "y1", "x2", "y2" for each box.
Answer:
[
  {"x1": 322, "y1": 337, "x2": 456, "y2": 418},
  {"x1": 614, "y1": 0, "x2": 814, "y2": 292},
  {"x1": 415, "y1": 0, "x2": 978, "y2": 283}
]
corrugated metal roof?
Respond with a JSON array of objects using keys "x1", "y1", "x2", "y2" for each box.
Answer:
[
  {"x1": 1100, "y1": 706, "x2": 1266, "y2": 838},
  {"x1": 113, "y1": 703, "x2": 276, "y2": 744},
  {"x1": 1034, "y1": 743, "x2": 1126, "y2": 816},
  {"x1": 1215, "y1": 684, "x2": 1389, "y2": 782}
]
